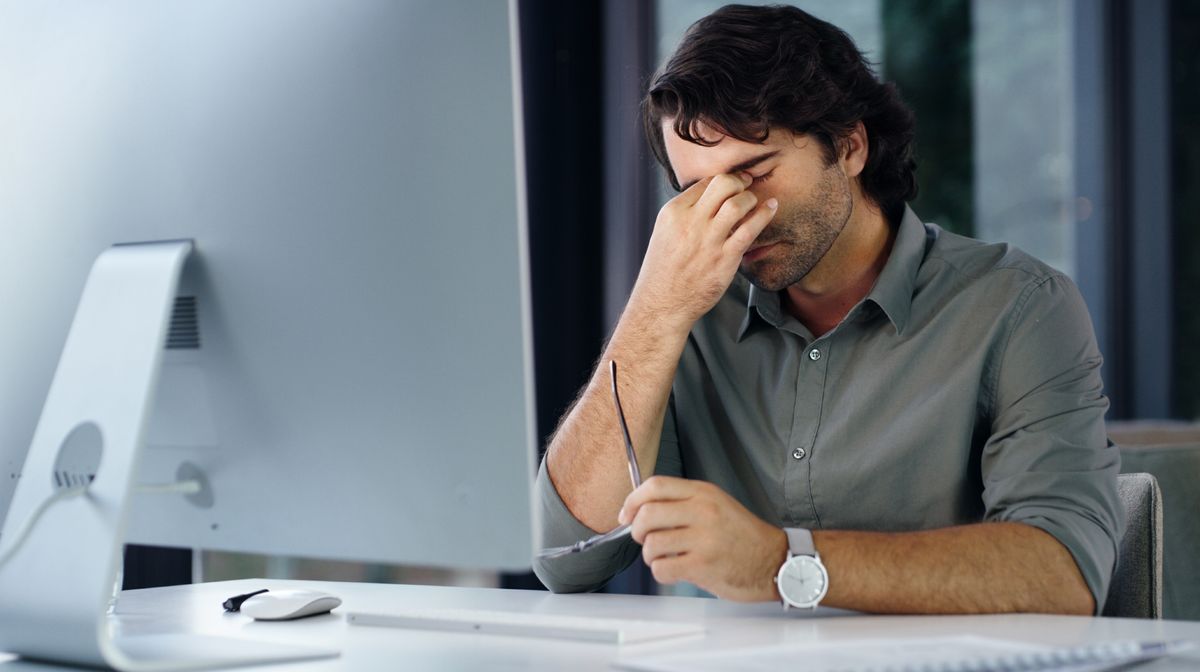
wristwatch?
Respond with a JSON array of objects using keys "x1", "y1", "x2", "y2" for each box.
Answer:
[{"x1": 774, "y1": 528, "x2": 829, "y2": 610}]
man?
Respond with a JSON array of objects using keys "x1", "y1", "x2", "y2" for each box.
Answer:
[{"x1": 533, "y1": 4, "x2": 1121, "y2": 615}]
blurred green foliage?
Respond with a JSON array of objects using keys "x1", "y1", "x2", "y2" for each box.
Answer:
[{"x1": 881, "y1": 0, "x2": 973, "y2": 236}]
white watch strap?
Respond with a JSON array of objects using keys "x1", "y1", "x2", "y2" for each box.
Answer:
[{"x1": 784, "y1": 527, "x2": 816, "y2": 557}]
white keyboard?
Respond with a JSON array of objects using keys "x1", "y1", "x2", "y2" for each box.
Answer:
[
  {"x1": 347, "y1": 607, "x2": 704, "y2": 645},
  {"x1": 114, "y1": 633, "x2": 339, "y2": 669}
]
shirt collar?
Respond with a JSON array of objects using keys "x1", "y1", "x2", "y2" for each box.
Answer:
[
  {"x1": 738, "y1": 281, "x2": 783, "y2": 340},
  {"x1": 862, "y1": 204, "x2": 928, "y2": 336},
  {"x1": 737, "y1": 205, "x2": 929, "y2": 341}
]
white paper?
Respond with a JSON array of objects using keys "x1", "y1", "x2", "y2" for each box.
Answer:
[{"x1": 614, "y1": 635, "x2": 1180, "y2": 672}]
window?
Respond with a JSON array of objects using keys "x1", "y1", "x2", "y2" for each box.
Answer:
[{"x1": 642, "y1": 1, "x2": 1188, "y2": 420}]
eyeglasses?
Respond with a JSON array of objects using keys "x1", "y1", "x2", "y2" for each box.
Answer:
[
  {"x1": 610, "y1": 360, "x2": 642, "y2": 490},
  {"x1": 537, "y1": 360, "x2": 639, "y2": 559}
]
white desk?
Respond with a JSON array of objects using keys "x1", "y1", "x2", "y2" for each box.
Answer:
[{"x1": 4, "y1": 578, "x2": 1200, "y2": 670}]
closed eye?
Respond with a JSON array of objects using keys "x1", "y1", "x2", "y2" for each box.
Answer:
[{"x1": 753, "y1": 169, "x2": 775, "y2": 184}]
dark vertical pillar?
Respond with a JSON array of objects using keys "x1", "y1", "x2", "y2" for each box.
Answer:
[
  {"x1": 1074, "y1": 0, "x2": 1125, "y2": 418},
  {"x1": 1128, "y1": 0, "x2": 1174, "y2": 418},
  {"x1": 1171, "y1": 0, "x2": 1200, "y2": 420},
  {"x1": 598, "y1": 0, "x2": 659, "y2": 597},
  {"x1": 504, "y1": 0, "x2": 606, "y2": 592},
  {"x1": 602, "y1": 0, "x2": 658, "y2": 332},
  {"x1": 1098, "y1": 0, "x2": 1175, "y2": 420}
]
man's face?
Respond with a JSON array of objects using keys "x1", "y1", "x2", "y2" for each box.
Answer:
[{"x1": 663, "y1": 122, "x2": 854, "y2": 292}]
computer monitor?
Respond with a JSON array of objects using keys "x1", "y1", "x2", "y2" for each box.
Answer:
[{"x1": 0, "y1": 0, "x2": 536, "y2": 667}]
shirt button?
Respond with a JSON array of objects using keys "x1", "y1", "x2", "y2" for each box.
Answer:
[
  {"x1": 808, "y1": 348, "x2": 822, "y2": 361},
  {"x1": 792, "y1": 447, "x2": 806, "y2": 460}
]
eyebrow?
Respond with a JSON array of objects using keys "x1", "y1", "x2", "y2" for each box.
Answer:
[{"x1": 678, "y1": 150, "x2": 781, "y2": 191}]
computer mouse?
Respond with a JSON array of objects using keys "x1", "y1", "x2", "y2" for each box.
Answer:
[{"x1": 240, "y1": 589, "x2": 342, "y2": 621}]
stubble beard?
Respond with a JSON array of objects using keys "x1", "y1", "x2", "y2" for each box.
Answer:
[{"x1": 738, "y1": 165, "x2": 853, "y2": 292}]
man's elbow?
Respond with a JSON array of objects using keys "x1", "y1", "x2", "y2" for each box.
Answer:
[
  {"x1": 1016, "y1": 524, "x2": 1099, "y2": 616},
  {"x1": 531, "y1": 560, "x2": 605, "y2": 595},
  {"x1": 1010, "y1": 574, "x2": 1093, "y2": 615},
  {"x1": 1033, "y1": 562, "x2": 1096, "y2": 616},
  {"x1": 1049, "y1": 585, "x2": 1095, "y2": 616}
]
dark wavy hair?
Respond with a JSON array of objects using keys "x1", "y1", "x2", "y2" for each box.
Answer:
[{"x1": 643, "y1": 4, "x2": 918, "y2": 217}]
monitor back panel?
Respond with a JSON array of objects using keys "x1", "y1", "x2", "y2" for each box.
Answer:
[{"x1": 0, "y1": 0, "x2": 536, "y2": 570}]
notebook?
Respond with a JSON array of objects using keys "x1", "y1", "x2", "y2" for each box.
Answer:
[{"x1": 614, "y1": 635, "x2": 1193, "y2": 672}]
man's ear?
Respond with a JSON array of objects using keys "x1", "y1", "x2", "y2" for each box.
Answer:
[{"x1": 840, "y1": 121, "x2": 869, "y2": 179}]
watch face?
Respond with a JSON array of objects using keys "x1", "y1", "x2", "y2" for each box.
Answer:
[{"x1": 779, "y1": 555, "x2": 827, "y2": 608}]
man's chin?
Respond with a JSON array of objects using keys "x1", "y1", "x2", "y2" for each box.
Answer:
[{"x1": 738, "y1": 265, "x2": 805, "y2": 293}]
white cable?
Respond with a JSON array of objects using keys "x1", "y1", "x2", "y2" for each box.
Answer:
[
  {"x1": 0, "y1": 479, "x2": 203, "y2": 571},
  {"x1": 135, "y1": 479, "x2": 202, "y2": 496},
  {"x1": 0, "y1": 486, "x2": 87, "y2": 569}
]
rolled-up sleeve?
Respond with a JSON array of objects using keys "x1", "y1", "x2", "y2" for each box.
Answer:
[
  {"x1": 980, "y1": 273, "x2": 1123, "y2": 614},
  {"x1": 532, "y1": 397, "x2": 683, "y2": 593}
]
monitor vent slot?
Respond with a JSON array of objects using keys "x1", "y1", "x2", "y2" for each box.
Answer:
[
  {"x1": 166, "y1": 296, "x2": 200, "y2": 350},
  {"x1": 53, "y1": 470, "x2": 95, "y2": 489}
]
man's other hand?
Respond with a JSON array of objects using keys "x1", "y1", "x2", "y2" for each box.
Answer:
[
  {"x1": 628, "y1": 173, "x2": 777, "y2": 331},
  {"x1": 618, "y1": 475, "x2": 788, "y2": 602}
]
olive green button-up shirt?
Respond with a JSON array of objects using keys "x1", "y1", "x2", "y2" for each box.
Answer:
[{"x1": 533, "y1": 206, "x2": 1122, "y2": 612}]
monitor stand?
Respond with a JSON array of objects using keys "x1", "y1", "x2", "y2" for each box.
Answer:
[{"x1": 0, "y1": 241, "x2": 338, "y2": 670}]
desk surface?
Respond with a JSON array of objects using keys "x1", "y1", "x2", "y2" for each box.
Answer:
[{"x1": 5, "y1": 578, "x2": 1200, "y2": 670}]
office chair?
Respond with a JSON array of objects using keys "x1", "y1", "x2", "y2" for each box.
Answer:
[{"x1": 1102, "y1": 473, "x2": 1163, "y2": 618}]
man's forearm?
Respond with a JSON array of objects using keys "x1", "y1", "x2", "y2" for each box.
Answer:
[
  {"x1": 547, "y1": 171, "x2": 776, "y2": 535},
  {"x1": 811, "y1": 522, "x2": 1095, "y2": 615},
  {"x1": 545, "y1": 299, "x2": 691, "y2": 533}
]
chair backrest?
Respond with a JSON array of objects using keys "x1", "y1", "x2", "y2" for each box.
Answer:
[{"x1": 1102, "y1": 473, "x2": 1163, "y2": 618}]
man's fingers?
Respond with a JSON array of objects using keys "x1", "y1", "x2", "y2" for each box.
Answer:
[
  {"x1": 618, "y1": 475, "x2": 699, "y2": 525},
  {"x1": 649, "y1": 553, "x2": 691, "y2": 585},
  {"x1": 694, "y1": 172, "x2": 751, "y2": 216},
  {"x1": 712, "y1": 190, "x2": 759, "y2": 234},
  {"x1": 642, "y1": 527, "x2": 692, "y2": 563},
  {"x1": 725, "y1": 198, "x2": 778, "y2": 254},
  {"x1": 629, "y1": 500, "x2": 695, "y2": 543},
  {"x1": 673, "y1": 175, "x2": 715, "y2": 207}
]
